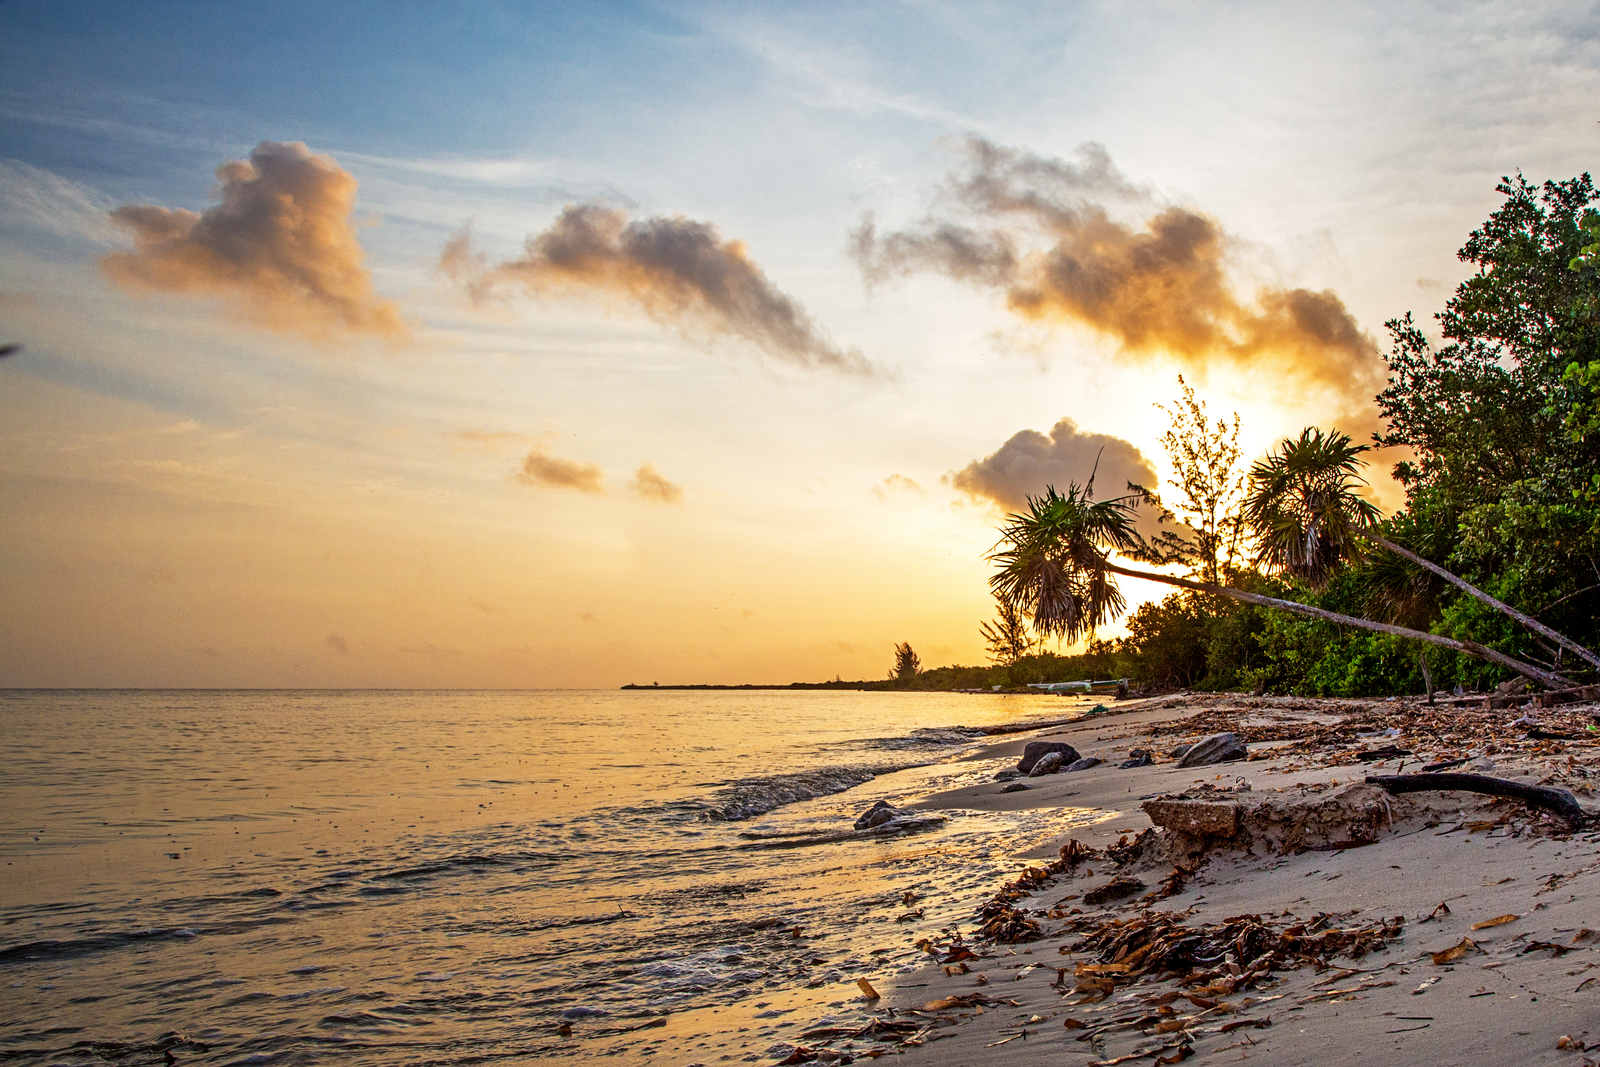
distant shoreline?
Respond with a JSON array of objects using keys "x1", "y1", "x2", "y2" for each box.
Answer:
[{"x1": 619, "y1": 681, "x2": 881, "y2": 690}]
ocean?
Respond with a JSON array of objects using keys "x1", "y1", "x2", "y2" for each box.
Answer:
[{"x1": 0, "y1": 688, "x2": 1106, "y2": 1065}]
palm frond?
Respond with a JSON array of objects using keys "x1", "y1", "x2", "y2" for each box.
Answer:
[{"x1": 1245, "y1": 427, "x2": 1381, "y2": 588}]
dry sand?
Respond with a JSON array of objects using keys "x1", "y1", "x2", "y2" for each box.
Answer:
[{"x1": 786, "y1": 694, "x2": 1600, "y2": 1067}]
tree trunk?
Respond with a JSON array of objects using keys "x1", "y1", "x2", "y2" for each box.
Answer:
[
  {"x1": 1369, "y1": 535, "x2": 1600, "y2": 674},
  {"x1": 1102, "y1": 561, "x2": 1575, "y2": 691}
]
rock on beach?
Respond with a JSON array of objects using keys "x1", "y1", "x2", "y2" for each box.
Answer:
[
  {"x1": 1028, "y1": 751, "x2": 1065, "y2": 776},
  {"x1": 1177, "y1": 732, "x2": 1247, "y2": 767},
  {"x1": 1018, "y1": 741, "x2": 1080, "y2": 772}
]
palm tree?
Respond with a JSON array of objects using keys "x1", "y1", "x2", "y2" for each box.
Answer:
[
  {"x1": 1247, "y1": 428, "x2": 1599, "y2": 677},
  {"x1": 989, "y1": 484, "x2": 1573, "y2": 691}
]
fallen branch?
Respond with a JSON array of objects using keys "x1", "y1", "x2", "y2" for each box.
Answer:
[{"x1": 1365, "y1": 772, "x2": 1590, "y2": 827}]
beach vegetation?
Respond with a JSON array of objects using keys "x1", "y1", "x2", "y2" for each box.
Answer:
[
  {"x1": 893, "y1": 172, "x2": 1600, "y2": 697},
  {"x1": 892, "y1": 641, "x2": 922, "y2": 685}
]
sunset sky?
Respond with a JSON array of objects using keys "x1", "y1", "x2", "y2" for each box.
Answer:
[{"x1": 1, "y1": 1, "x2": 1596, "y2": 688}]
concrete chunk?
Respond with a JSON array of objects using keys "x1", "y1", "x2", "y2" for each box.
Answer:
[{"x1": 1142, "y1": 799, "x2": 1240, "y2": 837}]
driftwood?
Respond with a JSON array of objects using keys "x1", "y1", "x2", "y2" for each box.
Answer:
[
  {"x1": 1365, "y1": 772, "x2": 1590, "y2": 828},
  {"x1": 1533, "y1": 684, "x2": 1600, "y2": 709}
]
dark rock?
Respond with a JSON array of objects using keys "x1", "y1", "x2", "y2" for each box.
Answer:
[
  {"x1": 1066, "y1": 757, "x2": 1102, "y2": 772},
  {"x1": 1000, "y1": 782, "x2": 1030, "y2": 794},
  {"x1": 1177, "y1": 733, "x2": 1248, "y2": 768},
  {"x1": 1018, "y1": 741, "x2": 1080, "y2": 773},
  {"x1": 853, "y1": 800, "x2": 945, "y2": 833},
  {"x1": 1167, "y1": 744, "x2": 1192, "y2": 759},
  {"x1": 1083, "y1": 876, "x2": 1146, "y2": 905},
  {"x1": 853, "y1": 800, "x2": 902, "y2": 830},
  {"x1": 1028, "y1": 751, "x2": 1065, "y2": 776},
  {"x1": 1119, "y1": 749, "x2": 1153, "y2": 769},
  {"x1": 993, "y1": 768, "x2": 1023, "y2": 781}
]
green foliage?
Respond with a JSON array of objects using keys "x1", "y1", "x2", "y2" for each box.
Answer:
[
  {"x1": 988, "y1": 484, "x2": 1141, "y2": 644},
  {"x1": 1140, "y1": 377, "x2": 1247, "y2": 586},
  {"x1": 1245, "y1": 428, "x2": 1381, "y2": 588},
  {"x1": 1376, "y1": 170, "x2": 1600, "y2": 681}
]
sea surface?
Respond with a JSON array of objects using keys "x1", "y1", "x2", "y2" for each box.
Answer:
[{"x1": 0, "y1": 689, "x2": 1109, "y2": 1065}]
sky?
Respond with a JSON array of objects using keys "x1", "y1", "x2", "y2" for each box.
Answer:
[{"x1": 0, "y1": 0, "x2": 1597, "y2": 688}]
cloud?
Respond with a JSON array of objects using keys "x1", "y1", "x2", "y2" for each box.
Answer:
[
  {"x1": 872, "y1": 473, "x2": 925, "y2": 502},
  {"x1": 515, "y1": 446, "x2": 604, "y2": 493},
  {"x1": 0, "y1": 160, "x2": 118, "y2": 241},
  {"x1": 628, "y1": 462, "x2": 683, "y2": 504},
  {"x1": 853, "y1": 136, "x2": 1385, "y2": 430},
  {"x1": 949, "y1": 416, "x2": 1163, "y2": 534},
  {"x1": 441, "y1": 205, "x2": 873, "y2": 374},
  {"x1": 447, "y1": 429, "x2": 532, "y2": 452},
  {"x1": 101, "y1": 141, "x2": 405, "y2": 340}
]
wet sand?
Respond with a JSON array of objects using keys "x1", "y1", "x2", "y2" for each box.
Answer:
[{"x1": 798, "y1": 693, "x2": 1600, "y2": 1067}]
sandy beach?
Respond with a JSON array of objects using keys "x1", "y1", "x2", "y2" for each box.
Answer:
[{"x1": 780, "y1": 693, "x2": 1600, "y2": 1067}]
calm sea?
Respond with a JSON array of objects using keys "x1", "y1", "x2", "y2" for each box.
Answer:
[{"x1": 0, "y1": 689, "x2": 1104, "y2": 1065}]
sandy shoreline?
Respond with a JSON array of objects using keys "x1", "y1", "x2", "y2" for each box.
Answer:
[{"x1": 785, "y1": 693, "x2": 1600, "y2": 1066}]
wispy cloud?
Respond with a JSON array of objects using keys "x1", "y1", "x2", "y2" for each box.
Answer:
[
  {"x1": 871, "y1": 473, "x2": 924, "y2": 502},
  {"x1": 0, "y1": 160, "x2": 118, "y2": 242}
]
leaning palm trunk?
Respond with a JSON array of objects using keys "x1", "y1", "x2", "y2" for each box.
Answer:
[
  {"x1": 1100, "y1": 560, "x2": 1575, "y2": 692},
  {"x1": 1368, "y1": 534, "x2": 1600, "y2": 675}
]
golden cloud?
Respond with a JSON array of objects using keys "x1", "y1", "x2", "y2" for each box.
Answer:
[
  {"x1": 853, "y1": 136, "x2": 1385, "y2": 435},
  {"x1": 628, "y1": 463, "x2": 683, "y2": 504},
  {"x1": 102, "y1": 141, "x2": 405, "y2": 340},
  {"x1": 515, "y1": 447, "x2": 604, "y2": 493}
]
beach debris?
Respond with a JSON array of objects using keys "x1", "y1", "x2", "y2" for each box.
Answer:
[
  {"x1": 1120, "y1": 749, "x2": 1154, "y2": 769},
  {"x1": 1063, "y1": 909, "x2": 1404, "y2": 1005},
  {"x1": 977, "y1": 902, "x2": 1043, "y2": 942},
  {"x1": 1364, "y1": 772, "x2": 1590, "y2": 827},
  {"x1": 1019, "y1": 741, "x2": 1081, "y2": 772},
  {"x1": 1068, "y1": 757, "x2": 1103, "y2": 771},
  {"x1": 1030, "y1": 751, "x2": 1066, "y2": 776},
  {"x1": 1430, "y1": 937, "x2": 1479, "y2": 964},
  {"x1": 1000, "y1": 782, "x2": 1030, "y2": 793},
  {"x1": 1177, "y1": 733, "x2": 1247, "y2": 768},
  {"x1": 856, "y1": 977, "x2": 880, "y2": 999},
  {"x1": 1355, "y1": 744, "x2": 1413, "y2": 761},
  {"x1": 1420, "y1": 902, "x2": 1452, "y2": 922},
  {"x1": 1142, "y1": 799, "x2": 1240, "y2": 838},
  {"x1": 1470, "y1": 914, "x2": 1520, "y2": 930},
  {"x1": 1084, "y1": 876, "x2": 1146, "y2": 905},
  {"x1": 1412, "y1": 975, "x2": 1442, "y2": 994}
]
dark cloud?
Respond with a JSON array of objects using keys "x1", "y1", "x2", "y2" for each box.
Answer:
[
  {"x1": 950, "y1": 416, "x2": 1162, "y2": 533},
  {"x1": 101, "y1": 141, "x2": 405, "y2": 340},
  {"x1": 853, "y1": 136, "x2": 1385, "y2": 431},
  {"x1": 515, "y1": 447, "x2": 604, "y2": 493},
  {"x1": 442, "y1": 205, "x2": 872, "y2": 375},
  {"x1": 628, "y1": 462, "x2": 683, "y2": 504}
]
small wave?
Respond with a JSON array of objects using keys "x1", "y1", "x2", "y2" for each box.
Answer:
[
  {"x1": 0, "y1": 927, "x2": 195, "y2": 965},
  {"x1": 373, "y1": 854, "x2": 508, "y2": 880},
  {"x1": 701, "y1": 763, "x2": 922, "y2": 821}
]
